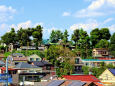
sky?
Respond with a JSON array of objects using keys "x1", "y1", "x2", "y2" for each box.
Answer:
[{"x1": 0, "y1": 0, "x2": 115, "y2": 39}]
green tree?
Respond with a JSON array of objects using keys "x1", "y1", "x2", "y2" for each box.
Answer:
[
  {"x1": 100, "y1": 28, "x2": 111, "y2": 40},
  {"x1": 17, "y1": 28, "x2": 31, "y2": 46},
  {"x1": 71, "y1": 29, "x2": 80, "y2": 45},
  {"x1": 95, "y1": 39, "x2": 109, "y2": 48},
  {"x1": 90, "y1": 28, "x2": 101, "y2": 48},
  {"x1": 50, "y1": 30, "x2": 63, "y2": 43},
  {"x1": 1, "y1": 28, "x2": 17, "y2": 45},
  {"x1": 109, "y1": 33, "x2": 115, "y2": 57},
  {"x1": 62, "y1": 29, "x2": 69, "y2": 47},
  {"x1": 32, "y1": 25, "x2": 43, "y2": 49}
]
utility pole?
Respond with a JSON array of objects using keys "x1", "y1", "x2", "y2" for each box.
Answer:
[{"x1": 6, "y1": 58, "x2": 8, "y2": 86}]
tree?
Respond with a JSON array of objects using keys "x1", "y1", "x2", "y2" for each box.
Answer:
[
  {"x1": 95, "y1": 39, "x2": 109, "y2": 48},
  {"x1": 1, "y1": 28, "x2": 17, "y2": 45},
  {"x1": 32, "y1": 25, "x2": 43, "y2": 49},
  {"x1": 17, "y1": 28, "x2": 31, "y2": 46},
  {"x1": 45, "y1": 45, "x2": 75, "y2": 76},
  {"x1": 50, "y1": 30, "x2": 63, "y2": 43},
  {"x1": 71, "y1": 29, "x2": 80, "y2": 45},
  {"x1": 77, "y1": 29, "x2": 91, "y2": 58},
  {"x1": 100, "y1": 28, "x2": 111, "y2": 40},
  {"x1": 109, "y1": 33, "x2": 115, "y2": 57},
  {"x1": 62, "y1": 29, "x2": 69, "y2": 47},
  {"x1": 90, "y1": 28, "x2": 101, "y2": 48}
]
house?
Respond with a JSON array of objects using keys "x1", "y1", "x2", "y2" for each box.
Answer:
[
  {"x1": 0, "y1": 67, "x2": 17, "y2": 74},
  {"x1": 0, "y1": 54, "x2": 5, "y2": 60},
  {"x1": 82, "y1": 59, "x2": 115, "y2": 67},
  {"x1": 62, "y1": 75, "x2": 100, "y2": 82},
  {"x1": 92, "y1": 48, "x2": 112, "y2": 58},
  {"x1": 0, "y1": 60, "x2": 5, "y2": 67},
  {"x1": 74, "y1": 57, "x2": 84, "y2": 74},
  {"x1": 12, "y1": 62, "x2": 45, "y2": 85},
  {"x1": 99, "y1": 69, "x2": 115, "y2": 85},
  {"x1": 28, "y1": 54, "x2": 42, "y2": 62},
  {"x1": 31, "y1": 60, "x2": 56, "y2": 81},
  {"x1": 10, "y1": 53, "x2": 27, "y2": 65}
]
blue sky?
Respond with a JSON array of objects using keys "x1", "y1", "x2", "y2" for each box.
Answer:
[{"x1": 0, "y1": 0, "x2": 115, "y2": 39}]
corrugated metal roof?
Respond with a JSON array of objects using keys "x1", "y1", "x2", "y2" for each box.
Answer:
[
  {"x1": 109, "y1": 69, "x2": 115, "y2": 76},
  {"x1": 68, "y1": 81, "x2": 86, "y2": 86},
  {"x1": 46, "y1": 80, "x2": 65, "y2": 86}
]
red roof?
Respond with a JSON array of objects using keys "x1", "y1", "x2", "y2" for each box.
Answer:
[
  {"x1": 62, "y1": 75, "x2": 100, "y2": 82},
  {"x1": 0, "y1": 67, "x2": 16, "y2": 71},
  {"x1": 13, "y1": 57, "x2": 27, "y2": 61}
]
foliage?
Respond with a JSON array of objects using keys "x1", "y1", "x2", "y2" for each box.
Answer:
[
  {"x1": 1, "y1": 28, "x2": 17, "y2": 45},
  {"x1": 15, "y1": 50, "x2": 45, "y2": 58},
  {"x1": 45, "y1": 45, "x2": 75, "y2": 76},
  {"x1": 50, "y1": 30, "x2": 63, "y2": 43},
  {"x1": 71, "y1": 29, "x2": 80, "y2": 45},
  {"x1": 90, "y1": 28, "x2": 101, "y2": 48},
  {"x1": 100, "y1": 28, "x2": 111, "y2": 40},
  {"x1": 95, "y1": 39, "x2": 110, "y2": 48}
]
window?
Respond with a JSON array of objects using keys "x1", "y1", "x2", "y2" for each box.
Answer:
[
  {"x1": 75, "y1": 58, "x2": 79, "y2": 64},
  {"x1": 30, "y1": 58, "x2": 34, "y2": 61},
  {"x1": 36, "y1": 58, "x2": 39, "y2": 61},
  {"x1": 46, "y1": 66, "x2": 51, "y2": 70}
]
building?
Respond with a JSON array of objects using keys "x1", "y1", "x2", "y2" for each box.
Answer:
[
  {"x1": 28, "y1": 54, "x2": 42, "y2": 62},
  {"x1": 0, "y1": 54, "x2": 5, "y2": 60},
  {"x1": 82, "y1": 59, "x2": 115, "y2": 67},
  {"x1": 0, "y1": 60, "x2": 5, "y2": 67},
  {"x1": 99, "y1": 69, "x2": 115, "y2": 85},
  {"x1": 92, "y1": 48, "x2": 111, "y2": 58}
]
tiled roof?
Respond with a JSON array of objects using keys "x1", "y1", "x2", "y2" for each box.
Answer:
[
  {"x1": 62, "y1": 75, "x2": 100, "y2": 82},
  {"x1": 0, "y1": 60, "x2": 5, "y2": 65},
  {"x1": 12, "y1": 53, "x2": 24, "y2": 57},
  {"x1": 15, "y1": 62, "x2": 39, "y2": 69},
  {"x1": 13, "y1": 57, "x2": 27, "y2": 61},
  {"x1": 109, "y1": 69, "x2": 115, "y2": 76},
  {"x1": 32, "y1": 60, "x2": 52, "y2": 67}
]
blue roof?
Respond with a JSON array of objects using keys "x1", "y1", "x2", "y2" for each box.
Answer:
[
  {"x1": 68, "y1": 81, "x2": 86, "y2": 86},
  {"x1": 109, "y1": 69, "x2": 115, "y2": 76},
  {"x1": 47, "y1": 80, "x2": 65, "y2": 86},
  {"x1": 82, "y1": 59, "x2": 115, "y2": 62}
]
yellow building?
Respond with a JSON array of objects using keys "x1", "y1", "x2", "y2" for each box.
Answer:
[{"x1": 99, "y1": 69, "x2": 115, "y2": 86}]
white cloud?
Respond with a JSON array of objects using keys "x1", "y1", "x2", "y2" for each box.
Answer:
[
  {"x1": 102, "y1": 18, "x2": 114, "y2": 25},
  {"x1": 10, "y1": 20, "x2": 44, "y2": 31},
  {"x1": 70, "y1": 19, "x2": 99, "y2": 31},
  {"x1": 75, "y1": 0, "x2": 115, "y2": 18},
  {"x1": 0, "y1": 5, "x2": 16, "y2": 22},
  {"x1": 62, "y1": 12, "x2": 71, "y2": 16},
  {"x1": 109, "y1": 24, "x2": 115, "y2": 33}
]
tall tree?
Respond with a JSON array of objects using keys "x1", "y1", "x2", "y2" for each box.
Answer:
[
  {"x1": 50, "y1": 30, "x2": 63, "y2": 43},
  {"x1": 109, "y1": 33, "x2": 115, "y2": 57},
  {"x1": 95, "y1": 39, "x2": 109, "y2": 48},
  {"x1": 32, "y1": 25, "x2": 43, "y2": 49},
  {"x1": 90, "y1": 28, "x2": 101, "y2": 48},
  {"x1": 100, "y1": 28, "x2": 111, "y2": 40},
  {"x1": 71, "y1": 29, "x2": 80, "y2": 45},
  {"x1": 17, "y1": 28, "x2": 31, "y2": 46},
  {"x1": 1, "y1": 28, "x2": 17, "y2": 45},
  {"x1": 63, "y1": 29, "x2": 69, "y2": 47},
  {"x1": 78, "y1": 29, "x2": 91, "y2": 58}
]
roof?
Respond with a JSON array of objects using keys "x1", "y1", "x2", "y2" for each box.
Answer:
[
  {"x1": 68, "y1": 81, "x2": 86, "y2": 86},
  {"x1": 46, "y1": 80, "x2": 65, "y2": 86},
  {"x1": 82, "y1": 59, "x2": 115, "y2": 62},
  {"x1": 13, "y1": 57, "x2": 27, "y2": 61},
  {"x1": 0, "y1": 60, "x2": 5, "y2": 65},
  {"x1": 12, "y1": 53, "x2": 24, "y2": 57},
  {"x1": 109, "y1": 69, "x2": 115, "y2": 76},
  {"x1": 62, "y1": 75, "x2": 100, "y2": 82},
  {"x1": 0, "y1": 54, "x2": 5, "y2": 57},
  {"x1": 93, "y1": 48, "x2": 108, "y2": 50},
  {"x1": 32, "y1": 60, "x2": 52, "y2": 67},
  {"x1": 0, "y1": 67, "x2": 16, "y2": 71},
  {"x1": 28, "y1": 54, "x2": 41, "y2": 59},
  {"x1": 15, "y1": 62, "x2": 39, "y2": 69}
]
